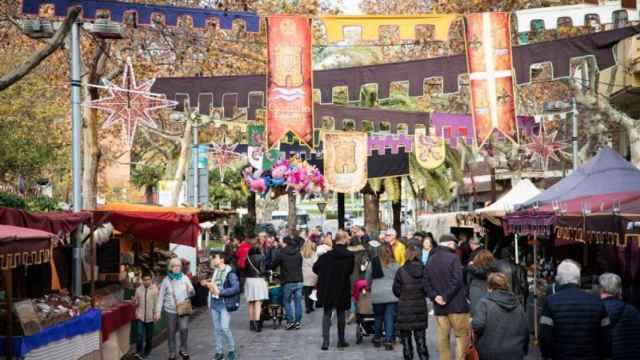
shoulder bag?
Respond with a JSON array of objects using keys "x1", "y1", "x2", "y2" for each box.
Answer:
[
  {"x1": 464, "y1": 327, "x2": 480, "y2": 360},
  {"x1": 170, "y1": 279, "x2": 193, "y2": 316}
]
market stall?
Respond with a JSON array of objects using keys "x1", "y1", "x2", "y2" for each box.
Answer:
[
  {"x1": 0, "y1": 225, "x2": 99, "y2": 360},
  {"x1": 475, "y1": 179, "x2": 541, "y2": 217},
  {"x1": 92, "y1": 203, "x2": 203, "y2": 359}
]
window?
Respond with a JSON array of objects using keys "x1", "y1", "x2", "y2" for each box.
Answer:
[
  {"x1": 458, "y1": 127, "x2": 468, "y2": 137},
  {"x1": 443, "y1": 126, "x2": 452, "y2": 138},
  {"x1": 531, "y1": 19, "x2": 545, "y2": 33},
  {"x1": 613, "y1": 10, "x2": 629, "y2": 29}
]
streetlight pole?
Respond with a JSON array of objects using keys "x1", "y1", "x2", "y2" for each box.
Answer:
[
  {"x1": 192, "y1": 117, "x2": 199, "y2": 207},
  {"x1": 572, "y1": 97, "x2": 578, "y2": 170},
  {"x1": 70, "y1": 20, "x2": 83, "y2": 297}
]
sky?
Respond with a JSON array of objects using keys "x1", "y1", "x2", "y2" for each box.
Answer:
[{"x1": 328, "y1": 0, "x2": 363, "y2": 14}]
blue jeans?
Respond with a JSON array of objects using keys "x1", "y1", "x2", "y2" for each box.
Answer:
[
  {"x1": 135, "y1": 320, "x2": 154, "y2": 355},
  {"x1": 373, "y1": 302, "x2": 398, "y2": 343},
  {"x1": 211, "y1": 304, "x2": 235, "y2": 354},
  {"x1": 282, "y1": 282, "x2": 303, "y2": 324}
]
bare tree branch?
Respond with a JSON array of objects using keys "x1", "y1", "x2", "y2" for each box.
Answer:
[
  {"x1": 141, "y1": 124, "x2": 182, "y2": 141},
  {"x1": 0, "y1": 6, "x2": 81, "y2": 91}
]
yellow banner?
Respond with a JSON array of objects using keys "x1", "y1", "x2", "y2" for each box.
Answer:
[
  {"x1": 414, "y1": 129, "x2": 446, "y2": 170},
  {"x1": 320, "y1": 14, "x2": 459, "y2": 43},
  {"x1": 323, "y1": 131, "x2": 368, "y2": 193}
]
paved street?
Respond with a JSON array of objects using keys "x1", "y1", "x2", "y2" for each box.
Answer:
[{"x1": 148, "y1": 300, "x2": 541, "y2": 360}]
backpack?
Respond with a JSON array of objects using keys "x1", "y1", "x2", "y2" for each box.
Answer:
[{"x1": 222, "y1": 271, "x2": 241, "y2": 312}]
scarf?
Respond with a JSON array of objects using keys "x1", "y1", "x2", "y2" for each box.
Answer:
[{"x1": 168, "y1": 271, "x2": 183, "y2": 281}]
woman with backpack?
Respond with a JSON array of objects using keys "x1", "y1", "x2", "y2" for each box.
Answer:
[
  {"x1": 201, "y1": 251, "x2": 241, "y2": 360},
  {"x1": 369, "y1": 243, "x2": 400, "y2": 351},
  {"x1": 245, "y1": 237, "x2": 269, "y2": 332}
]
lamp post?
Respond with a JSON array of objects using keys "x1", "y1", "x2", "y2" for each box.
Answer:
[{"x1": 317, "y1": 200, "x2": 327, "y2": 233}]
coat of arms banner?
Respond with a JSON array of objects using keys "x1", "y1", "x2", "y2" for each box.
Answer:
[
  {"x1": 267, "y1": 15, "x2": 314, "y2": 149},
  {"x1": 323, "y1": 131, "x2": 368, "y2": 193},
  {"x1": 464, "y1": 12, "x2": 518, "y2": 147},
  {"x1": 414, "y1": 129, "x2": 446, "y2": 170}
]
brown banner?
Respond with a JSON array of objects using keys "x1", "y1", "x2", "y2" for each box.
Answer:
[
  {"x1": 465, "y1": 12, "x2": 518, "y2": 147},
  {"x1": 267, "y1": 15, "x2": 314, "y2": 148}
]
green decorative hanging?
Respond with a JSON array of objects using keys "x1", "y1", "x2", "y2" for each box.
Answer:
[
  {"x1": 384, "y1": 177, "x2": 401, "y2": 203},
  {"x1": 368, "y1": 178, "x2": 383, "y2": 194}
]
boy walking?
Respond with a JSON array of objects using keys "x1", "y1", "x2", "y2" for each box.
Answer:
[{"x1": 133, "y1": 272, "x2": 159, "y2": 359}]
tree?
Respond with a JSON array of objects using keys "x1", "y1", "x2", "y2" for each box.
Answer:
[
  {"x1": 131, "y1": 163, "x2": 163, "y2": 204},
  {"x1": 208, "y1": 165, "x2": 247, "y2": 209}
]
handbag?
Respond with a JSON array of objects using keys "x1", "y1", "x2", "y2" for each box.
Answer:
[
  {"x1": 170, "y1": 280, "x2": 193, "y2": 316},
  {"x1": 464, "y1": 327, "x2": 480, "y2": 360}
]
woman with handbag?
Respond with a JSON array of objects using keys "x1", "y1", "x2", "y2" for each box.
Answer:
[
  {"x1": 471, "y1": 272, "x2": 529, "y2": 360},
  {"x1": 245, "y1": 237, "x2": 269, "y2": 332},
  {"x1": 156, "y1": 258, "x2": 196, "y2": 360},
  {"x1": 201, "y1": 251, "x2": 241, "y2": 360}
]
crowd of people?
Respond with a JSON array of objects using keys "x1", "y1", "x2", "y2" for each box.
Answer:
[{"x1": 132, "y1": 224, "x2": 640, "y2": 360}]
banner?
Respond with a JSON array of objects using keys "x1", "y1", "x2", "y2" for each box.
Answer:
[
  {"x1": 414, "y1": 129, "x2": 446, "y2": 170},
  {"x1": 267, "y1": 15, "x2": 314, "y2": 149},
  {"x1": 247, "y1": 124, "x2": 265, "y2": 169},
  {"x1": 465, "y1": 12, "x2": 518, "y2": 147},
  {"x1": 323, "y1": 131, "x2": 368, "y2": 193}
]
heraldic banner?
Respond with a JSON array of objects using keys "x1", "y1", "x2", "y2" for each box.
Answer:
[
  {"x1": 323, "y1": 131, "x2": 368, "y2": 193},
  {"x1": 267, "y1": 15, "x2": 314, "y2": 149},
  {"x1": 464, "y1": 12, "x2": 518, "y2": 147},
  {"x1": 414, "y1": 128, "x2": 446, "y2": 170}
]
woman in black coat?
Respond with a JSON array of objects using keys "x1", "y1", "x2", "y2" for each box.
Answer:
[
  {"x1": 392, "y1": 241, "x2": 429, "y2": 360},
  {"x1": 466, "y1": 249, "x2": 497, "y2": 316},
  {"x1": 472, "y1": 272, "x2": 529, "y2": 360},
  {"x1": 313, "y1": 231, "x2": 354, "y2": 350}
]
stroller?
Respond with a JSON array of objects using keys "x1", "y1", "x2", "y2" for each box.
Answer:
[
  {"x1": 261, "y1": 271, "x2": 284, "y2": 329},
  {"x1": 354, "y1": 280, "x2": 375, "y2": 344}
]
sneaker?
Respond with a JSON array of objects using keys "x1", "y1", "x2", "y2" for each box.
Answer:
[
  {"x1": 372, "y1": 337, "x2": 382, "y2": 348},
  {"x1": 294, "y1": 322, "x2": 302, "y2": 330},
  {"x1": 285, "y1": 322, "x2": 296, "y2": 330},
  {"x1": 227, "y1": 351, "x2": 237, "y2": 360},
  {"x1": 309, "y1": 290, "x2": 318, "y2": 302},
  {"x1": 213, "y1": 354, "x2": 224, "y2": 360},
  {"x1": 179, "y1": 351, "x2": 190, "y2": 360},
  {"x1": 134, "y1": 354, "x2": 144, "y2": 360},
  {"x1": 384, "y1": 343, "x2": 394, "y2": 351}
]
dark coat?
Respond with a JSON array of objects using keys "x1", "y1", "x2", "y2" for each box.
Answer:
[
  {"x1": 313, "y1": 244, "x2": 354, "y2": 311},
  {"x1": 423, "y1": 246, "x2": 469, "y2": 315},
  {"x1": 245, "y1": 246, "x2": 265, "y2": 278},
  {"x1": 270, "y1": 245, "x2": 303, "y2": 284},
  {"x1": 393, "y1": 260, "x2": 428, "y2": 331},
  {"x1": 472, "y1": 290, "x2": 529, "y2": 360},
  {"x1": 540, "y1": 284, "x2": 610, "y2": 360},
  {"x1": 347, "y1": 244, "x2": 368, "y2": 286},
  {"x1": 603, "y1": 297, "x2": 640, "y2": 360},
  {"x1": 495, "y1": 259, "x2": 529, "y2": 306},
  {"x1": 466, "y1": 263, "x2": 497, "y2": 315}
]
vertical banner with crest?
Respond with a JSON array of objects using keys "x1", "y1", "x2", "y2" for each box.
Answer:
[
  {"x1": 266, "y1": 15, "x2": 314, "y2": 149},
  {"x1": 323, "y1": 131, "x2": 368, "y2": 193},
  {"x1": 414, "y1": 128, "x2": 446, "y2": 170},
  {"x1": 464, "y1": 12, "x2": 518, "y2": 147},
  {"x1": 247, "y1": 124, "x2": 265, "y2": 170}
]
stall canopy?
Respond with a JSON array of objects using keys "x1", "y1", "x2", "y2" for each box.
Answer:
[
  {"x1": 93, "y1": 203, "x2": 200, "y2": 247},
  {"x1": 0, "y1": 207, "x2": 90, "y2": 235},
  {"x1": 522, "y1": 147, "x2": 640, "y2": 208},
  {"x1": 476, "y1": 179, "x2": 541, "y2": 216},
  {"x1": 0, "y1": 225, "x2": 54, "y2": 268}
]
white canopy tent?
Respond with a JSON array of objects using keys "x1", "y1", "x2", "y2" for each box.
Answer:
[{"x1": 475, "y1": 179, "x2": 541, "y2": 216}]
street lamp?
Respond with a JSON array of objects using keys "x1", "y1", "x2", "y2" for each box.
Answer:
[{"x1": 316, "y1": 199, "x2": 327, "y2": 233}]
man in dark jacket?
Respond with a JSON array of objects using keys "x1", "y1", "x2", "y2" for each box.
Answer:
[
  {"x1": 271, "y1": 236, "x2": 304, "y2": 330},
  {"x1": 599, "y1": 273, "x2": 640, "y2": 360},
  {"x1": 495, "y1": 247, "x2": 529, "y2": 307},
  {"x1": 540, "y1": 260, "x2": 610, "y2": 360},
  {"x1": 313, "y1": 231, "x2": 354, "y2": 350},
  {"x1": 423, "y1": 234, "x2": 470, "y2": 360}
]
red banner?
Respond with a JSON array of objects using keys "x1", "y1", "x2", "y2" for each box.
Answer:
[
  {"x1": 465, "y1": 12, "x2": 517, "y2": 147},
  {"x1": 267, "y1": 15, "x2": 314, "y2": 148}
]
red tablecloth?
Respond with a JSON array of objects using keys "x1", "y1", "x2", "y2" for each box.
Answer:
[{"x1": 101, "y1": 302, "x2": 136, "y2": 342}]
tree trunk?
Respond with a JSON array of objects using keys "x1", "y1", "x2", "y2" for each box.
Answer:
[
  {"x1": 337, "y1": 193, "x2": 345, "y2": 230},
  {"x1": 170, "y1": 115, "x2": 193, "y2": 206},
  {"x1": 144, "y1": 185, "x2": 154, "y2": 204},
  {"x1": 363, "y1": 192, "x2": 380, "y2": 236},
  {"x1": 287, "y1": 190, "x2": 297, "y2": 235},
  {"x1": 81, "y1": 41, "x2": 109, "y2": 210},
  {"x1": 392, "y1": 178, "x2": 402, "y2": 237},
  {"x1": 629, "y1": 127, "x2": 640, "y2": 167}
]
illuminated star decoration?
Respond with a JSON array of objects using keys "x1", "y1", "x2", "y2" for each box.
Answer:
[
  {"x1": 525, "y1": 125, "x2": 569, "y2": 171},
  {"x1": 209, "y1": 134, "x2": 243, "y2": 182},
  {"x1": 86, "y1": 59, "x2": 177, "y2": 149}
]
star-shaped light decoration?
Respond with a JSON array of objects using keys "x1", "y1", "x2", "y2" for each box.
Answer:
[
  {"x1": 524, "y1": 125, "x2": 569, "y2": 171},
  {"x1": 86, "y1": 58, "x2": 177, "y2": 149},
  {"x1": 209, "y1": 134, "x2": 243, "y2": 182}
]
